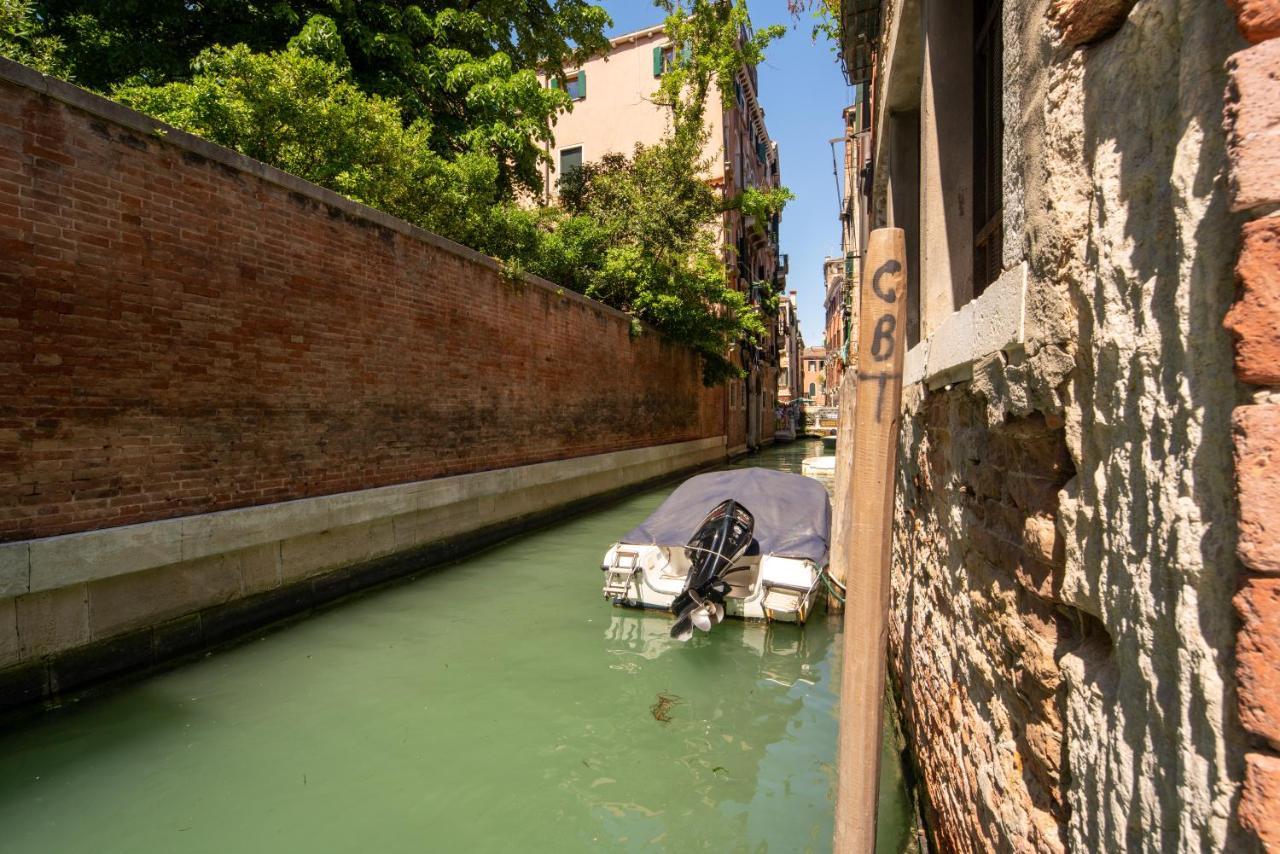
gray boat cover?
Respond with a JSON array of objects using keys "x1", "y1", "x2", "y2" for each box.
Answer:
[{"x1": 620, "y1": 469, "x2": 831, "y2": 564}]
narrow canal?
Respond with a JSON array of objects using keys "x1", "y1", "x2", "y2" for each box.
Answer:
[{"x1": 0, "y1": 440, "x2": 913, "y2": 853}]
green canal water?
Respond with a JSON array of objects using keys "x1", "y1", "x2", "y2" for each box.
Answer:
[{"x1": 0, "y1": 441, "x2": 913, "y2": 853}]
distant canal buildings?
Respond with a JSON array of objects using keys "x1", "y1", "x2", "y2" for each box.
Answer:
[
  {"x1": 821, "y1": 256, "x2": 847, "y2": 408},
  {"x1": 542, "y1": 22, "x2": 788, "y2": 454},
  {"x1": 776, "y1": 290, "x2": 802, "y2": 406},
  {"x1": 801, "y1": 345, "x2": 827, "y2": 407}
]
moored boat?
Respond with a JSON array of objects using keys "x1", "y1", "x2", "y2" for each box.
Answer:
[{"x1": 600, "y1": 469, "x2": 831, "y2": 639}]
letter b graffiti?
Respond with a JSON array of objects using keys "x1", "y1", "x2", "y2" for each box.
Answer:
[{"x1": 871, "y1": 314, "x2": 896, "y2": 362}]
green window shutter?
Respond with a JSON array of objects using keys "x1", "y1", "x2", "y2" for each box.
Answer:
[
  {"x1": 578, "y1": 69, "x2": 586, "y2": 98},
  {"x1": 653, "y1": 45, "x2": 663, "y2": 77},
  {"x1": 550, "y1": 77, "x2": 560, "y2": 90}
]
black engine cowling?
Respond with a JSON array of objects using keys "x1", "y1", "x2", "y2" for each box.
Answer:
[{"x1": 669, "y1": 499, "x2": 755, "y2": 641}]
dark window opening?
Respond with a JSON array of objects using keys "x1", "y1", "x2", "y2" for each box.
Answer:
[
  {"x1": 973, "y1": 0, "x2": 1003, "y2": 297},
  {"x1": 559, "y1": 146, "x2": 582, "y2": 177}
]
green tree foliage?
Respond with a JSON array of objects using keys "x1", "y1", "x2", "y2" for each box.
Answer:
[
  {"x1": 654, "y1": 0, "x2": 784, "y2": 137},
  {"x1": 786, "y1": 0, "x2": 841, "y2": 46},
  {"x1": 30, "y1": 0, "x2": 610, "y2": 197},
  {"x1": 0, "y1": 0, "x2": 69, "y2": 76},
  {"x1": 547, "y1": 131, "x2": 763, "y2": 384},
  {"x1": 110, "y1": 23, "x2": 522, "y2": 250}
]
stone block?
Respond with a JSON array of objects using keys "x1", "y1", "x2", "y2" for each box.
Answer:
[
  {"x1": 28, "y1": 521, "x2": 182, "y2": 593},
  {"x1": 1050, "y1": 0, "x2": 1138, "y2": 46},
  {"x1": 0, "y1": 596, "x2": 18, "y2": 669},
  {"x1": 1229, "y1": 0, "x2": 1280, "y2": 43},
  {"x1": 15, "y1": 585, "x2": 89, "y2": 659},
  {"x1": 1239, "y1": 752, "x2": 1280, "y2": 851},
  {"x1": 239, "y1": 542, "x2": 281, "y2": 595},
  {"x1": 1225, "y1": 216, "x2": 1280, "y2": 385},
  {"x1": 278, "y1": 523, "x2": 375, "y2": 584},
  {"x1": 1225, "y1": 40, "x2": 1280, "y2": 212},
  {"x1": 1022, "y1": 514, "x2": 1059, "y2": 566},
  {"x1": 1236, "y1": 405, "x2": 1280, "y2": 573},
  {"x1": 0, "y1": 543, "x2": 29, "y2": 598},
  {"x1": 1237, "y1": 575, "x2": 1280, "y2": 750},
  {"x1": 87, "y1": 553, "x2": 241, "y2": 640}
]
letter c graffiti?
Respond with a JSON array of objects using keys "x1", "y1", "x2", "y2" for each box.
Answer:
[{"x1": 871, "y1": 259, "x2": 901, "y2": 303}]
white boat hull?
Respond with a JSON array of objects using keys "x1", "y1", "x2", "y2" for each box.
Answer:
[{"x1": 600, "y1": 543, "x2": 824, "y2": 624}]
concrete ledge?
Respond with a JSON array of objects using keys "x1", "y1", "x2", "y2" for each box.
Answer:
[
  {"x1": 902, "y1": 263, "x2": 1028, "y2": 388},
  {"x1": 0, "y1": 437, "x2": 724, "y2": 677},
  {"x1": 0, "y1": 437, "x2": 724, "y2": 596}
]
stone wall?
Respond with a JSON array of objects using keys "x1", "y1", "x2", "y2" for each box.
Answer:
[
  {"x1": 1221, "y1": 0, "x2": 1280, "y2": 848},
  {"x1": 0, "y1": 62, "x2": 727, "y2": 543},
  {"x1": 882, "y1": 0, "x2": 1248, "y2": 850},
  {"x1": 891, "y1": 391, "x2": 1078, "y2": 851}
]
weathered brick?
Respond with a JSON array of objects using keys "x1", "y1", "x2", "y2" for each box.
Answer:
[
  {"x1": 1237, "y1": 575, "x2": 1280, "y2": 750},
  {"x1": 1240, "y1": 752, "x2": 1280, "y2": 851},
  {"x1": 1225, "y1": 216, "x2": 1280, "y2": 385},
  {"x1": 1236, "y1": 405, "x2": 1280, "y2": 574},
  {"x1": 1050, "y1": 0, "x2": 1138, "y2": 46},
  {"x1": 1229, "y1": 0, "x2": 1280, "y2": 43},
  {"x1": 1225, "y1": 40, "x2": 1280, "y2": 212},
  {"x1": 0, "y1": 77, "x2": 731, "y2": 542}
]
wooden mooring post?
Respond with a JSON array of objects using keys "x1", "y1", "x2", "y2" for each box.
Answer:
[{"x1": 832, "y1": 228, "x2": 908, "y2": 853}]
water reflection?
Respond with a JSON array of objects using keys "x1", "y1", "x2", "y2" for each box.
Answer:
[{"x1": 603, "y1": 610, "x2": 822, "y2": 689}]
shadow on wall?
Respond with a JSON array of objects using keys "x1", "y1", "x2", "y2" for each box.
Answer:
[{"x1": 1069, "y1": 0, "x2": 1245, "y2": 849}]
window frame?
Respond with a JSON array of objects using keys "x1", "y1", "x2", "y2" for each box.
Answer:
[
  {"x1": 972, "y1": 0, "x2": 1004, "y2": 298},
  {"x1": 559, "y1": 145, "x2": 583, "y2": 177}
]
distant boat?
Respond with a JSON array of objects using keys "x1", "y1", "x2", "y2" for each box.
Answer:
[{"x1": 600, "y1": 469, "x2": 831, "y2": 640}]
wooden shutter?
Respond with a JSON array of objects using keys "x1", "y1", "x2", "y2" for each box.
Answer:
[
  {"x1": 653, "y1": 46, "x2": 663, "y2": 76},
  {"x1": 578, "y1": 70, "x2": 586, "y2": 98}
]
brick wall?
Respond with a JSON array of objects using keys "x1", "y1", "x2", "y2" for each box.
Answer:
[
  {"x1": 0, "y1": 68, "x2": 729, "y2": 543},
  {"x1": 1222, "y1": 2, "x2": 1280, "y2": 847},
  {"x1": 890, "y1": 390, "x2": 1083, "y2": 852}
]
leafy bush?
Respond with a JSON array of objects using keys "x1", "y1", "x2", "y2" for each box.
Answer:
[{"x1": 0, "y1": 0, "x2": 68, "y2": 76}]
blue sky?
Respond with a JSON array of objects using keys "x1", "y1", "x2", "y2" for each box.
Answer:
[{"x1": 597, "y1": 1, "x2": 854, "y2": 348}]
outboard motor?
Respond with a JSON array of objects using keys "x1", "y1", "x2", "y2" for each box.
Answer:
[{"x1": 670, "y1": 499, "x2": 755, "y2": 641}]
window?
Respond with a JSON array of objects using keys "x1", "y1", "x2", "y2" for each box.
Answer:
[
  {"x1": 972, "y1": 0, "x2": 1003, "y2": 296},
  {"x1": 550, "y1": 72, "x2": 586, "y2": 100},
  {"x1": 808, "y1": 382, "x2": 816, "y2": 398},
  {"x1": 559, "y1": 146, "x2": 582, "y2": 177},
  {"x1": 653, "y1": 44, "x2": 689, "y2": 77},
  {"x1": 653, "y1": 45, "x2": 675, "y2": 76}
]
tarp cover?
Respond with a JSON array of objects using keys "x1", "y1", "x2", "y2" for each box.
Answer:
[{"x1": 620, "y1": 469, "x2": 831, "y2": 564}]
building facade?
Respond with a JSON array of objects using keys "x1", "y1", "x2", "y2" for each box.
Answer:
[
  {"x1": 544, "y1": 24, "x2": 787, "y2": 453},
  {"x1": 821, "y1": 256, "x2": 847, "y2": 408},
  {"x1": 776, "y1": 290, "x2": 802, "y2": 405},
  {"x1": 800, "y1": 345, "x2": 826, "y2": 405},
  {"x1": 837, "y1": 0, "x2": 1270, "y2": 850}
]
